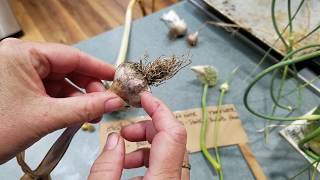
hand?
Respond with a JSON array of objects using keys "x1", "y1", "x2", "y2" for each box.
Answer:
[
  {"x1": 0, "y1": 38, "x2": 124, "y2": 164},
  {"x1": 89, "y1": 92, "x2": 189, "y2": 180}
]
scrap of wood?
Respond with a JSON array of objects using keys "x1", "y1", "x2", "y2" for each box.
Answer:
[
  {"x1": 138, "y1": 0, "x2": 147, "y2": 16},
  {"x1": 239, "y1": 143, "x2": 267, "y2": 180}
]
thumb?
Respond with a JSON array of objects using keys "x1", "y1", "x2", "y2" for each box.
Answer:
[
  {"x1": 89, "y1": 133, "x2": 125, "y2": 180},
  {"x1": 39, "y1": 91, "x2": 124, "y2": 132}
]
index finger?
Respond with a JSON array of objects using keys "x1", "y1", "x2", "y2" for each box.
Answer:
[
  {"x1": 141, "y1": 92, "x2": 187, "y2": 179},
  {"x1": 24, "y1": 41, "x2": 115, "y2": 80},
  {"x1": 141, "y1": 92, "x2": 185, "y2": 136}
]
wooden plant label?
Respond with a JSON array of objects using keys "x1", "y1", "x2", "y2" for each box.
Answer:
[{"x1": 100, "y1": 104, "x2": 248, "y2": 153}]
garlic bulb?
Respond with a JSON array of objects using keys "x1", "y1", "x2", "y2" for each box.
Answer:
[
  {"x1": 110, "y1": 62, "x2": 150, "y2": 107},
  {"x1": 169, "y1": 20, "x2": 187, "y2": 39},
  {"x1": 111, "y1": 55, "x2": 191, "y2": 107},
  {"x1": 187, "y1": 31, "x2": 199, "y2": 46}
]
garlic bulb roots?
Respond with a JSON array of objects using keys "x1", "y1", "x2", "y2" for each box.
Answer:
[{"x1": 111, "y1": 55, "x2": 191, "y2": 107}]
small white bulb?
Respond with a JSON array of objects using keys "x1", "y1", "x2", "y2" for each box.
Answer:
[
  {"x1": 169, "y1": 20, "x2": 187, "y2": 39},
  {"x1": 187, "y1": 31, "x2": 199, "y2": 46}
]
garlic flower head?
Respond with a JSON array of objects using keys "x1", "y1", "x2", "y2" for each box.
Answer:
[
  {"x1": 219, "y1": 82, "x2": 229, "y2": 92},
  {"x1": 111, "y1": 55, "x2": 191, "y2": 107},
  {"x1": 191, "y1": 65, "x2": 218, "y2": 86},
  {"x1": 187, "y1": 31, "x2": 199, "y2": 46}
]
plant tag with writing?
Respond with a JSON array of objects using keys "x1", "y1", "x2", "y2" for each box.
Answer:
[{"x1": 100, "y1": 104, "x2": 248, "y2": 153}]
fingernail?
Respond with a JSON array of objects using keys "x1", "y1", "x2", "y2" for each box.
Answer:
[
  {"x1": 139, "y1": 91, "x2": 151, "y2": 97},
  {"x1": 104, "y1": 97, "x2": 124, "y2": 113},
  {"x1": 105, "y1": 132, "x2": 119, "y2": 150}
]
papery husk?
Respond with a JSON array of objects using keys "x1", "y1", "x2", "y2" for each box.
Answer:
[{"x1": 110, "y1": 62, "x2": 149, "y2": 107}]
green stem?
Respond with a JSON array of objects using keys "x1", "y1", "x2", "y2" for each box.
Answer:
[
  {"x1": 214, "y1": 90, "x2": 225, "y2": 162},
  {"x1": 115, "y1": 0, "x2": 136, "y2": 67},
  {"x1": 280, "y1": 75, "x2": 320, "y2": 99},
  {"x1": 218, "y1": 170, "x2": 224, "y2": 180},
  {"x1": 200, "y1": 84, "x2": 221, "y2": 171},
  {"x1": 287, "y1": 0, "x2": 293, "y2": 52},
  {"x1": 298, "y1": 126, "x2": 320, "y2": 160},
  {"x1": 270, "y1": 44, "x2": 320, "y2": 111},
  {"x1": 244, "y1": 49, "x2": 320, "y2": 121},
  {"x1": 272, "y1": 0, "x2": 289, "y2": 51},
  {"x1": 243, "y1": 0, "x2": 304, "y2": 83},
  {"x1": 289, "y1": 159, "x2": 320, "y2": 180},
  {"x1": 213, "y1": 89, "x2": 225, "y2": 180},
  {"x1": 270, "y1": 69, "x2": 293, "y2": 111},
  {"x1": 268, "y1": 0, "x2": 295, "y2": 112},
  {"x1": 275, "y1": 62, "x2": 290, "y2": 106},
  {"x1": 288, "y1": 0, "x2": 305, "y2": 29},
  {"x1": 295, "y1": 24, "x2": 320, "y2": 44},
  {"x1": 311, "y1": 162, "x2": 319, "y2": 180}
]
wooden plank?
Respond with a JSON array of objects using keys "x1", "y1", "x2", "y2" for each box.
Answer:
[
  {"x1": 9, "y1": 0, "x2": 45, "y2": 42},
  {"x1": 238, "y1": 143, "x2": 267, "y2": 180},
  {"x1": 9, "y1": 0, "x2": 177, "y2": 44},
  {"x1": 19, "y1": 0, "x2": 87, "y2": 43},
  {"x1": 58, "y1": 0, "x2": 111, "y2": 37},
  {"x1": 115, "y1": 0, "x2": 145, "y2": 18},
  {"x1": 86, "y1": 0, "x2": 122, "y2": 28}
]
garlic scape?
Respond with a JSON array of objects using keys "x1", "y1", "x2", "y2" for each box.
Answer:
[{"x1": 191, "y1": 65, "x2": 222, "y2": 174}]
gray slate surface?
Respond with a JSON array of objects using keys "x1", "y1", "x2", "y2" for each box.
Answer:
[{"x1": 1, "y1": 1, "x2": 319, "y2": 180}]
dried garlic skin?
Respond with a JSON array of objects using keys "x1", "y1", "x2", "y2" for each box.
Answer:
[
  {"x1": 161, "y1": 10, "x2": 187, "y2": 39},
  {"x1": 110, "y1": 62, "x2": 149, "y2": 107}
]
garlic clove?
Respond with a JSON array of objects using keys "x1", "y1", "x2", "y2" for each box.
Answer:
[
  {"x1": 161, "y1": 10, "x2": 181, "y2": 23},
  {"x1": 187, "y1": 31, "x2": 199, "y2": 46},
  {"x1": 169, "y1": 20, "x2": 187, "y2": 39},
  {"x1": 161, "y1": 10, "x2": 188, "y2": 39}
]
